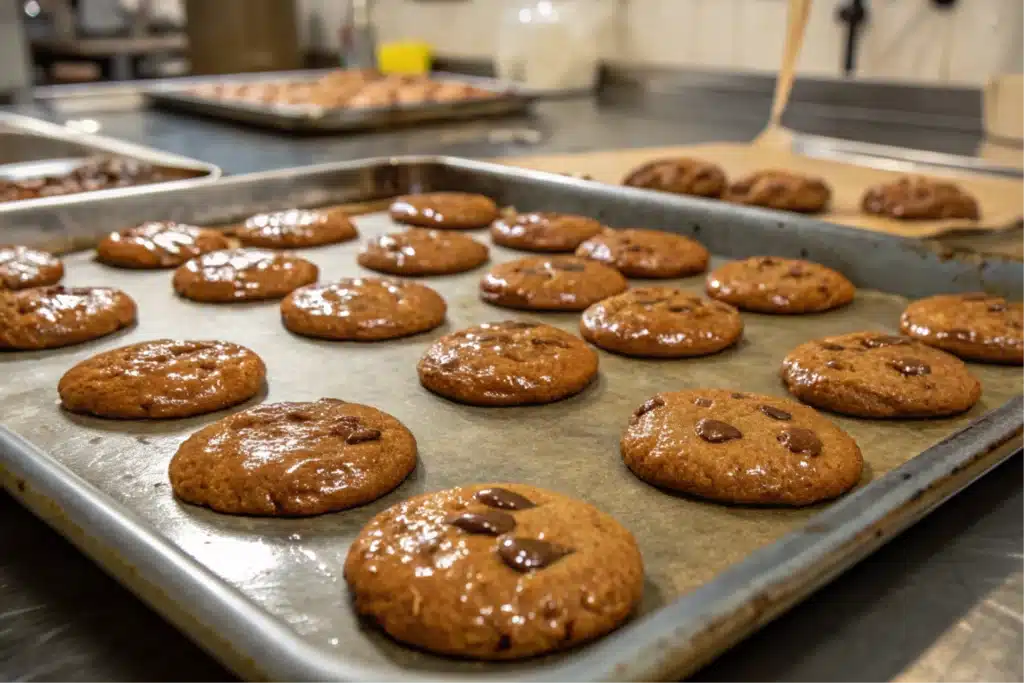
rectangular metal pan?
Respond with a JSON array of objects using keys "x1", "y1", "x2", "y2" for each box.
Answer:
[
  {"x1": 145, "y1": 69, "x2": 534, "y2": 133},
  {"x1": 0, "y1": 157, "x2": 1021, "y2": 681}
]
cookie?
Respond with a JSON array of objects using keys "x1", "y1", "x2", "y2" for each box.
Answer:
[
  {"x1": 781, "y1": 332, "x2": 982, "y2": 418},
  {"x1": 0, "y1": 246, "x2": 64, "y2": 290},
  {"x1": 580, "y1": 287, "x2": 742, "y2": 357},
  {"x1": 621, "y1": 389, "x2": 863, "y2": 506},
  {"x1": 480, "y1": 256, "x2": 627, "y2": 311},
  {"x1": 575, "y1": 229, "x2": 709, "y2": 279},
  {"x1": 418, "y1": 321, "x2": 598, "y2": 406},
  {"x1": 621, "y1": 157, "x2": 727, "y2": 198},
  {"x1": 281, "y1": 277, "x2": 446, "y2": 341},
  {"x1": 233, "y1": 207, "x2": 358, "y2": 248},
  {"x1": 172, "y1": 249, "x2": 318, "y2": 302},
  {"x1": 723, "y1": 170, "x2": 831, "y2": 213},
  {"x1": 343, "y1": 483, "x2": 644, "y2": 659},
  {"x1": 357, "y1": 228, "x2": 488, "y2": 276},
  {"x1": 489, "y1": 211, "x2": 605, "y2": 253},
  {"x1": 0, "y1": 286, "x2": 136, "y2": 350},
  {"x1": 900, "y1": 293, "x2": 1023, "y2": 365},
  {"x1": 58, "y1": 339, "x2": 266, "y2": 419},
  {"x1": 169, "y1": 399, "x2": 416, "y2": 516},
  {"x1": 96, "y1": 221, "x2": 232, "y2": 269},
  {"x1": 705, "y1": 256, "x2": 855, "y2": 314},
  {"x1": 861, "y1": 176, "x2": 980, "y2": 220},
  {"x1": 389, "y1": 192, "x2": 499, "y2": 230}
]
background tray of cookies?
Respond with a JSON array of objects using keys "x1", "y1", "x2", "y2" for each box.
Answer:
[{"x1": 1, "y1": 157, "x2": 1021, "y2": 681}]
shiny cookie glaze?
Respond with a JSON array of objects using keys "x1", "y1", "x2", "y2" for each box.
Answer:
[
  {"x1": 96, "y1": 221, "x2": 231, "y2": 269},
  {"x1": 575, "y1": 229, "x2": 709, "y2": 279},
  {"x1": 723, "y1": 170, "x2": 831, "y2": 214},
  {"x1": 233, "y1": 207, "x2": 358, "y2": 249},
  {"x1": 621, "y1": 157, "x2": 727, "y2": 198},
  {"x1": 172, "y1": 248, "x2": 318, "y2": 302},
  {"x1": 0, "y1": 245, "x2": 64, "y2": 290},
  {"x1": 489, "y1": 211, "x2": 605, "y2": 253},
  {"x1": 389, "y1": 192, "x2": 499, "y2": 230},
  {"x1": 861, "y1": 176, "x2": 980, "y2": 220},
  {"x1": 357, "y1": 228, "x2": 488, "y2": 276},
  {"x1": 480, "y1": 255, "x2": 627, "y2": 311},
  {"x1": 0, "y1": 286, "x2": 136, "y2": 350},
  {"x1": 900, "y1": 293, "x2": 1022, "y2": 365},
  {"x1": 705, "y1": 256, "x2": 855, "y2": 314}
]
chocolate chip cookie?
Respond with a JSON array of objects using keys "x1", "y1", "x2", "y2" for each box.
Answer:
[
  {"x1": 781, "y1": 332, "x2": 982, "y2": 418},
  {"x1": 480, "y1": 256, "x2": 628, "y2": 311},
  {"x1": 580, "y1": 287, "x2": 742, "y2": 357},
  {"x1": 489, "y1": 211, "x2": 605, "y2": 253},
  {"x1": 169, "y1": 399, "x2": 416, "y2": 516},
  {"x1": 621, "y1": 389, "x2": 863, "y2": 506},
  {"x1": 233, "y1": 207, "x2": 358, "y2": 248},
  {"x1": 0, "y1": 286, "x2": 136, "y2": 350},
  {"x1": 900, "y1": 293, "x2": 1023, "y2": 365},
  {"x1": 96, "y1": 221, "x2": 232, "y2": 269},
  {"x1": 621, "y1": 157, "x2": 727, "y2": 198},
  {"x1": 173, "y1": 249, "x2": 318, "y2": 302},
  {"x1": 58, "y1": 339, "x2": 266, "y2": 419},
  {"x1": 418, "y1": 321, "x2": 598, "y2": 406},
  {"x1": 281, "y1": 277, "x2": 446, "y2": 341},
  {"x1": 723, "y1": 170, "x2": 831, "y2": 214},
  {"x1": 357, "y1": 228, "x2": 488, "y2": 276},
  {"x1": 861, "y1": 176, "x2": 980, "y2": 220},
  {"x1": 575, "y1": 229, "x2": 709, "y2": 279},
  {"x1": 343, "y1": 483, "x2": 644, "y2": 659},
  {"x1": 705, "y1": 256, "x2": 855, "y2": 314},
  {"x1": 0, "y1": 245, "x2": 63, "y2": 290},
  {"x1": 389, "y1": 192, "x2": 499, "y2": 230}
]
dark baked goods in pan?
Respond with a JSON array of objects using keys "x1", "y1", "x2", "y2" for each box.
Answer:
[
  {"x1": 480, "y1": 255, "x2": 627, "y2": 311},
  {"x1": 489, "y1": 211, "x2": 605, "y2": 252},
  {"x1": 723, "y1": 170, "x2": 831, "y2": 213},
  {"x1": 96, "y1": 221, "x2": 231, "y2": 269},
  {"x1": 622, "y1": 157, "x2": 727, "y2": 198},
  {"x1": 0, "y1": 245, "x2": 64, "y2": 290},
  {"x1": 575, "y1": 229, "x2": 709, "y2": 278},
  {"x1": 389, "y1": 192, "x2": 498, "y2": 230},
  {"x1": 705, "y1": 256, "x2": 855, "y2": 314},
  {"x1": 861, "y1": 176, "x2": 980, "y2": 220},
  {"x1": 900, "y1": 293, "x2": 1022, "y2": 364},
  {"x1": 0, "y1": 286, "x2": 136, "y2": 350},
  {"x1": 358, "y1": 228, "x2": 489, "y2": 276}
]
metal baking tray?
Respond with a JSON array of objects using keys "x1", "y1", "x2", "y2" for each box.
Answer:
[
  {"x1": 146, "y1": 69, "x2": 535, "y2": 133},
  {"x1": 0, "y1": 157, "x2": 1021, "y2": 681}
]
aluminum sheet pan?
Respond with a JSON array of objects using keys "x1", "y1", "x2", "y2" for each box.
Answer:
[{"x1": 0, "y1": 157, "x2": 1021, "y2": 681}]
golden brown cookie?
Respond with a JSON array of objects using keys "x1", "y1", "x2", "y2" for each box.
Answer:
[
  {"x1": 357, "y1": 228, "x2": 488, "y2": 276},
  {"x1": 575, "y1": 229, "x2": 709, "y2": 279},
  {"x1": 344, "y1": 483, "x2": 644, "y2": 659},
  {"x1": 621, "y1": 389, "x2": 863, "y2": 506},
  {"x1": 96, "y1": 222, "x2": 232, "y2": 269},
  {"x1": 580, "y1": 287, "x2": 743, "y2": 357},
  {"x1": 389, "y1": 192, "x2": 499, "y2": 230},
  {"x1": 418, "y1": 321, "x2": 598, "y2": 406},
  {"x1": 490, "y1": 211, "x2": 605, "y2": 253},
  {"x1": 900, "y1": 293, "x2": 1022, "y2": 365},
  {"x1": 0, "y1": 246, "x2": 64, "y2": 290},
  {"x1": 0, "y1": 286, "x2": 136, "y2": 350},
  {"x1": 723, "y1": 170, "x2": 831, "y2": 213},
  {"x1": 781, "y1": 332, "x2": 982, "y2": 418},
  {"x1": 233, "y1": 207, "x2": 358, "y2": 248},
  {"x1": 621, "y1": 157, "x2": 727, "y2": 198},
  {"x1": 281, "y1": 277, "x2": 446, "y2": 341},
  {"x1": 705, "y1": 256, "x2": 855, "y2": 314},
  {"x1": 58, "y1": 339, "x2": 266, "y2": 419},
  {"x1": 169, "y1": 399, "x2": 417, "y2": 516},
  {"x1": 479, "y1": 256, "x2": 627, "y2": 311},
  {"x1": 172, "y1": 249, "x2": 318, "y2": 302},
  {"x1": 861, "y1": 176, "x2": 980, "y2": 220}
]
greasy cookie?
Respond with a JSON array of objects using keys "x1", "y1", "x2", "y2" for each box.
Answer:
[
  {"x1": 389, "y1": 192, "x2": 499, "y2": 230},
  {"x1": 706, "y1": 256, "x2": 855, "y2": 314},
  {"x1": 480, "y1": 255, "x2": 627, "y2": 311},
  {"x1": 173, "y1": 248, "x2": 318, "y2": 302},
  {"x1": 575, "y1": 229, "x2": 709, "y2": 278},
  {"x1": 96, "y1": 221, "x2": 231, "y2": 269},
  {"x1": 357, "y1": 228, "x2": 488, "y2": 276},
  {"x1": 233, "y1": 207, "x2": 358, "y2": 248},
  {"x1": 0, "y1": 245, "x2": 64, "y2": 290},
  {"x1": 900, "y1": 293, "x2": 1022, "y2": 365},
  {"x1": 489, "y1": 211, "x2": 605, "y2": 252},
  {"x1": 621, "y1": 157, "x2": 727, "y2": 198},
  {"x1": 0, "y1": 286, "x2": 136, "y2": 350}
]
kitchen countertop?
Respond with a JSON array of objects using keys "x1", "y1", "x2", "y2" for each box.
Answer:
[{"x1": 1, "y1": 86, "x2": 1021, "y2": 682}]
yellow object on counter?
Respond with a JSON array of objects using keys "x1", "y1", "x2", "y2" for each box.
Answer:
[{"x1": 377, "y1": 42, "x2": 433, "y2": 75}]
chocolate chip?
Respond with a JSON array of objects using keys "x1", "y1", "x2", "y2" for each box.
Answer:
[
  {"x1": 633, "y1": 297, "x2": 668, "y2": 306},
  {"x1": 286, "y1": 410, "x2": 313, "y2": 421},
  {"x1": 554, "y1": 262, "x2": 585, "y2": 272},
  {"x1": 501, "y1": 321, "x2": 539, "y2": 329},
  {"x1": 476, "y1": 488, "x2": 536, "y2": 510},
  {"x1": 346, "y1": 428, "x2": 381, "y2": 444},
  {"x1": 861, "y1": 335, "x2": 910, "y2": 348},
  {"x1": 668, "y1": 305, "x2": 693, "y2": 313},
  {"x1": 695, "y1": 418, "x2": 742, "y2": 443},
  {"x1": 759, "y1": 405, "x2": 792, "y2": 420},
  {"x1": 693, "y1": 397, "x2": 713, "y2": 407},
  {"x1": 891, "y1": 358, "x2": 931, "y2": 376},
  {"x1": 946, "y1": 328, "x2": 973, "y2": 341},
  {"x1": 758, "y1": 257, "x2": 778, "y2": 267},
  {"x1": 446, "y1": 511, "x2": 516, "y2": 536},
  {"x1": 785, "y1": 266, "x2": 806, "y2": 277},
  {"x1": 988, "y1": 302, "x2": 1007, "y2": 312},
  {"x1": 496, "y1": 634, "x2": 512, "y2": 651},
  {"x1": 634, "y1": 396, "x2": 665, "y2": 419},
  {"x1": 820, "y1": 342, "x2": 844, "y2": 351},
  {"x1": 731, "y1": 392, "x2": 747, "y2": 399},
  {"x1": 531, "y1": 337, "x2": 570, "y2": 348},
  {"x1": 498, "y1": 537, "x2": 571, "y2": 572},
  {"x1": 778, "y1": 427, "x2": 822, "y2": 456},
  {"x1": 825, "y1": 360, "x2": 844, "y2": 370}
]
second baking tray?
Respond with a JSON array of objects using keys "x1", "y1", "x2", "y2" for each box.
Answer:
[{"x1": 0, "y1": 157, "x2": 1021, "y2": 681}]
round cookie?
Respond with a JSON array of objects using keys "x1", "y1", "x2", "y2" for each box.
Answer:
[
  {"x1": 0, "y1": 286, "x2": 136, "y2": 350},
  {"x1": 621, "y1": 157, "x2": 727, "y2": 198},
  {"x1": 705, "y1": 256, "x2": 855, "y2": 314},
  {"x1": 343, "y1": 483, "x2": 644, "y2": 659},
  {"x1": 781, "y1": 331, "x2": 982, "y2": 418},
  {"x1": 900, "y1": 293, "x2": 1022, "y2": 365},
  {"x1": 723, "y1": 170, "x2": 831, "y2": 213},
  {"x1": 173, "y1": 248, "x2": 318, "y2": 302},
  {"x1": 233, "y1": 207, "x2": 358, "y2": 248},
  {"x1": 861, "y1": 176, "x2": 979, "y2": 220},
  {"x1": 58, "y1": 339, "x2": 266, "y2": 419},
  {"x1": 418, "y1": 321, "x2": 598, "y2": 406},
  {"x1": 580, "y1": 287, "x2": 742, "y2": 357},
  {"x1": 0, "y1": 245, "x2": 64, "y2": 290},
  {"x1": 389, "y1": 192, "x2": 499, "y2": 230},
  {"x1": 169, "y1": 398, "x2": 416, "y2": 516},
  {"x1": 479, "y1": 256, "x2": 627, "y2": 311},
  {"x1": 489, "y1": 211, "x2": 605, "y2": 253},
  {"x1": 96, "y1": 221, "x2": 232, "y2": 269},
  {"x1": 281, "y1": 277, "x2": 446, "y2": 341},
  {"x1": 357, "y1": 228, "x2": 488, "y2": 276},
  {"x1": 620, "y1": 389, "x2": 863, "y2": 506},
  {"x1": 575, "y1": 229, "x2": 709, "y2": 279}
]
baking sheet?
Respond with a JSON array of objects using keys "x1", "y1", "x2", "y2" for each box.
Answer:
[{"x1": 0, "y1": 158, "x2": 1021, "y2": 681}]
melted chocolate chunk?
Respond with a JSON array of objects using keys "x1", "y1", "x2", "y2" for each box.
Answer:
[
  {"x1": 820, "y1": 342, "x2": 844, "y2": 351},
  {"x1": 861, "y1": 335, "x2": 910, "y2": 348},
  {"x1": 825, "y1": 360, "x2": 844, "y2": 370},
  {"x1": 758, "y1": 257, "x2": 779, "y2": 268},
  {"x1": 553, "y1": 261, "x2": 586, "y2": 272},
  {"x1": 759, "y1": 405, "x2": 792, "y2": 421},
  {"x1": 693, "y1": 397, "x2": 713, "y2": 408},
  {"x1": 531, "y1": 337, "x2": 570, "y2": 348},
  {"x1": 501, "y1": 321, "x2": 539, "y2": 329},
  {"x1": 668, "y1": 305, "x2": 693, "y2": 313},
  {"x1": 731, "y1": 392, "x2": 747, "y2": 399},
  {"x1": 695, "y1": 418, "x2": 742, "y2": 443},
  {"x1": 634, "y1": 396, "x2": 665, "y2": 418},
  {"x1": 475, "y1": 488, "x2": 536, "y2": 511},
  {"x1": 988, "y1": 302, "x2": 1007, "y2": 312},
  {"x1": 778, "y1": 427, "x2": 822, "y2": 457},
  {"x1": 446, "y1": 510, "x2": 516, "y2": 536},
  {"x1": 785, "y1": 266, "x2": 807, "y2": 278},
  {"x1": 498, "y1": 537, "x2": 571, "y2": 572},
  {"x1": 346, "y1": 428, "x2": 382, "y2": 444},
  {"x1": 891, "y1": 358, "x2": 931, "y2": 376}
]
